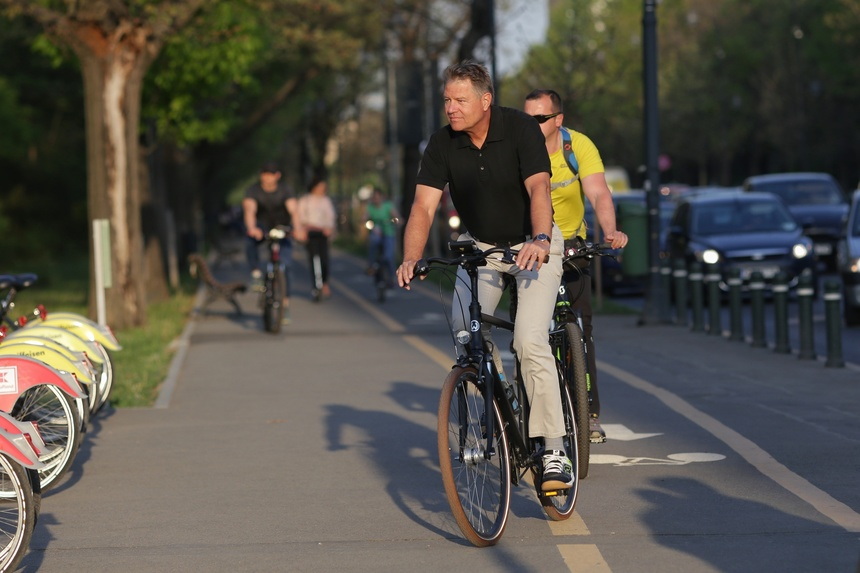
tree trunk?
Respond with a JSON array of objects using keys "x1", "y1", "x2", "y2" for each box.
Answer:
[{"x1": 70, "y1": 24, "x2": 156, "y2": 329}]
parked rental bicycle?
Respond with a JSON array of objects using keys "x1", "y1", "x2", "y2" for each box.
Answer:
[
  {"x1": 414, "y1": 240, "x2": 581, "y2": 547},
  {"x1": 0, "y1": 410, "x2": 45, "y2": 572},
  {"x1": 259, "y1": 225, "x2": 291, "y2": 333}
]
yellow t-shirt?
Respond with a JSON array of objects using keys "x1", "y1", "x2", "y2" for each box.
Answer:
[{"x1": 550, "y1": 127, "x2": 605, "y2": 240}]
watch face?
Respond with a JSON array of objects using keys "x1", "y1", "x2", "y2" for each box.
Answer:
[{"x1": 535, "y1": 233, "x2": 550, "y2": 242}]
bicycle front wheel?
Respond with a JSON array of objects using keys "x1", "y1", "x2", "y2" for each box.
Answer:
[
  {"x1": 561, "y1": 322, "x2": 590, "y2": 479},
  {"x1": 536, "y1": 381, "x2": 580, "y2": 520},
  {"x1": 438, "y1": 366, "x2": 511, "y2": 547},
  {"x1": 263, "y1": 270, "x2": 285, "y2": 333},
  {"x1": 0, "y1": 454, "x2": 36, "y2": 573}
]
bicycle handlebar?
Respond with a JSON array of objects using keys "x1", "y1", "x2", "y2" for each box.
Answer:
[
  {"x1": 414, "y1": 240, "x2": 551, "y2": 277},
  {"x1": 562, "y1": 241, "x2": 616, "y2": 262}
]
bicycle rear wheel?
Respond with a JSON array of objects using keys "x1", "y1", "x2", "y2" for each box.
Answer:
[
  {"x1": 437, "y1": 366, "x2": 511, "y2": 547},
  {"x1": 0, "y1": 454, "x2": 36, "y2": 573},
  {"x1": 12, "y1": 384, "x2": 82, "y2": 491},
  {"x1": 535, "y1": 381, "x2": 580, "y2": 520},
  {"x1": 561, "y1": 322, "x2": 590, "y2": 479}
]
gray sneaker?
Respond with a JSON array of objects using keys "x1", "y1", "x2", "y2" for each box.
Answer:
[
  {"x1": 541, "y1": 449, "x2": 574, "y2": 491},
  {"x1": 590, "y1": 416, "x2": 607, "y2": 443}
]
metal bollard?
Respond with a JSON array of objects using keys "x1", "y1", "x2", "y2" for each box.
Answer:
[
  {"x1": 727, "y1": 268, "x2": 744, "y2": 341},
  {"x1": 796, "y1": 269, "x2": 816, "y2": 360},
  {"x1": 660, "y1": 259, "x2": 673, "y2": 323},
  {"x1": 823, "y1": 280, "x2": 845, "y2": 368},
  {"x1": 772, "y1": 272, "x2": 791, "y2": 354},
  {"x1": 705, "y1": 263, "x2": 722, "y2": 336},
  {"x1": 689, "y1": 262, "x2": 705, "y2": 332},
  {"x1": 673, "y1": 259, "x2": 688, "y2": 327},
  {"x1": 749, "y1": 271, "x2": 767, "y2": 348}
]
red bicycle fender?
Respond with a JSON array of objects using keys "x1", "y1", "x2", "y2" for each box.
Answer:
[
  {"x1": 0, "y1": 428, "x2": 43, "y2": 469},
  {"x1": 0, "y1": 413, "x2": 45, "y2": 456},
  {"x1": 0, "y1": 355, "x2": 86, "y2": 412}
]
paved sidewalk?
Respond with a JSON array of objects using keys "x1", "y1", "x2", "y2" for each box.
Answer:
[{"x1": 17, "y1": 246, "x2": 860, "y2": 572}]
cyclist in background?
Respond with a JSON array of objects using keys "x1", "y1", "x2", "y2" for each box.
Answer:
[
  {"x1": 523, "y1": 89, "x2": 628, "y2": 443},
  {"x1": 364, "y1": 187, "x2": 400, "y2": 286},
  {"x1": 397, "y1": 60, "x2": 573, "y2": 492},
  {"x1": 296, "y1": 173, "x2": 336, "y2": 299},
  {"x1": 242, "y1": 161, "x2": 297, "y2": 311}
]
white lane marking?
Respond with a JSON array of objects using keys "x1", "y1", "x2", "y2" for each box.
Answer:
[
  {"x1": 591, "y1": 453, "x2": 726, "y2": 466},
  {"x1": 602, "y1": 424, "x2": 662, "y2": 441},
  {"x1": 599, "y1": 360, "x2": 860, "y2": 533}
]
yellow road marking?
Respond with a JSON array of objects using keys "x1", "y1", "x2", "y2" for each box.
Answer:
[{"x1": 558, "y1": 544, "x2": 613, "y2": 573}]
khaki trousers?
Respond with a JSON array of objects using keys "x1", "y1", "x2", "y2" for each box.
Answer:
[{"x1": 451, "y1": 225, "x2": 565, "y2": 439}]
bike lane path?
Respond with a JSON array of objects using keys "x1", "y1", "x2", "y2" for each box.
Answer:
[{"x1": 19, "y1": 247, "x2": 860, "y2": 572}]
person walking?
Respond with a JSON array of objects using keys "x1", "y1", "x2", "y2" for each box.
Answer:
[
  {"x1": 296, "y1": 174, "x2": 336, "y2": 299},
  {"x1": 523, "y1": 89, "x2": 628, "y2": 442}
]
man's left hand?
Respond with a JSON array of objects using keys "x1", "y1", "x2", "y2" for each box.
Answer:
[{"x1": 516, "y1": 240, "x2": 550, "y2": 271}]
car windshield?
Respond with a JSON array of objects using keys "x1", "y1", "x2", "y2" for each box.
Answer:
[
  {"x1": 693, "y1": 200, "x2": 797, "y2": 235},
  {"x1": 753, "y1": 180, "x2": 844, "y2": 206}
]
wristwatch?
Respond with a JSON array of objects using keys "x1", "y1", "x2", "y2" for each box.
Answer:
[{"x1": 533, "y1": 233, "x2": 550, "y2": 243}]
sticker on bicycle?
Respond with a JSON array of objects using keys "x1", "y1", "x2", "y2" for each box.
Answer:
[
  {"x1": 0, "y1": 366, "x2": 19, "y2": 394},
  {"x1": 470, "y1": 319, "x2": 480, "y2": 332}
]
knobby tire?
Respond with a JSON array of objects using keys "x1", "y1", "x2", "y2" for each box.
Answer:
[
  {"x1": 562, "y1": 322, "x2": 590, "y2": 479},
  {"x1": 437, "y1": 366, "x2": 511, "y2": 547}
]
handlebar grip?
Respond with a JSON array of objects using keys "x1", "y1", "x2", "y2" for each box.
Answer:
[{"x1": 414, "y1": 259, "x2": 429, "y2": 277}]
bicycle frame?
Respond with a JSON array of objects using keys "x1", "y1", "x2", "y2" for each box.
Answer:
[{"x1": 436, "y1": 243, "x2": 534, "y2": 481}]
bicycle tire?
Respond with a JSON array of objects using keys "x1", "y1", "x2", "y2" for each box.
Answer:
[
  {"x1": 0, "y1": 454, "x2": 36, "y2": 573},
  {"x1": 93, "y1": 343, "x2": 114, "y2": 413},
  {"x1": 561, "y1": 322, "x2": 590, "y2": 479},
  {"x1": 11, "y1": 384, "x2": 82, "y2": 491},
  {"x1": 263, "y1": 270, "x2": 285, "y2": 333},
  {"x1": 437, "y1": 366, "x2": 511, "y2": 547},
  {"x1": 535, "y1": 381, "x2": 579, "y2": 520},
  {"x1": 375, "y1": 266, "x2": 387, "y2": 303}
]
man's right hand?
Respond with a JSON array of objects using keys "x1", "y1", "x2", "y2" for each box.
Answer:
[
  {"x1": 247, "y1": 226, "x2": 264, "y2": 241},
  {"x1": 396, "y1": 260, "x2": 419, "y2": 290}
]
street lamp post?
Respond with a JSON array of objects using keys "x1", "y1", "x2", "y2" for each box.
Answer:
[{"x1": 639, "y1": 0, "x2": 667, "y2": 325}]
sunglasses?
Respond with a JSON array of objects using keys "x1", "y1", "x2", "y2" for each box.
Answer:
[{"x1": 532, "y1": 112, "x2": 560, "y2": 124}]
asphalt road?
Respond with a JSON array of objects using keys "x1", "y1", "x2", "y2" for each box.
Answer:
[{"x1": 16, "y1": 246, "x2": 860, "y2": 573}]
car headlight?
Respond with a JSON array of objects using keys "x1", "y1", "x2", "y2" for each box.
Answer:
[
  {"x1": 700, "y1": 249, "x2": 720, "y2": 265},
  {"x1": 792, "y1": 243, "x2": 810, "y2": 259}
]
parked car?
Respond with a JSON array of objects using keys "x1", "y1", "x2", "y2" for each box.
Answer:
[
  {"x1": 664, "y1": 189, "x2": 816, "y2": 293},
  {"x1": 837, "y1": 189, "x2": 860, "y2": 325},
  {"x1": 742, "y1": 172, "x2": 848, "y2": 270},
  {"x1": 584, "y1": 189, "x2": 675, "y2": 294}
]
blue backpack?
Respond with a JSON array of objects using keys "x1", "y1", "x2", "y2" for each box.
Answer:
[{"x1": 560, "y1": 127, "x2": 580, "y2": 180}]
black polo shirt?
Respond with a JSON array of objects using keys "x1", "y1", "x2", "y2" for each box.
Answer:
[{"x1": 416, "y1": 106, "x2": 550, "y2": 244}]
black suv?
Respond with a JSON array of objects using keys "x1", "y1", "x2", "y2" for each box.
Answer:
[
  {"x1": 742, "y1": 172, "x2": 848, "y2": 270},
  {"x1": 664, "y1": 189, "x2": 816, "y2": 292}
]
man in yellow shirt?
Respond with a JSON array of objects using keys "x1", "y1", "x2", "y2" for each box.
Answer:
[{"x1": 524, "y1": 89, "x2": 628, "y2": 442}]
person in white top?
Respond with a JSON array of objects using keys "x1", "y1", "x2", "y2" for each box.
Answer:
[{"x1": 295, "y1": 174, "x2": 337, "y2": 298}]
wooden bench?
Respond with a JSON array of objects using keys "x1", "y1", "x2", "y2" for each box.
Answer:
[{"x1": 187, "y1": 253, "x2": 247, "y2": 316}]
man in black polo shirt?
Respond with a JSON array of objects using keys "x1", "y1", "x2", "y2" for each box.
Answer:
[{"x1": 396, "y1": 61, "x2": 571, "y2": 491}]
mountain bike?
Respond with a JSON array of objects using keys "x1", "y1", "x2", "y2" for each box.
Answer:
[
  {"x1": 550, "y1": 241, "x2": 615, "y2": 479},
  {"x1": 260, "y1": 226, "x2": 291, "y2": 333},
  {"x1": 414, "y1": 240, "x2": 580, "y2": 547}
]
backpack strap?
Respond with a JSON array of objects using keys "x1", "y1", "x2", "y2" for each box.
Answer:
[{"x1": 560, "y1": 127, "x2": 579, "y2": 178}]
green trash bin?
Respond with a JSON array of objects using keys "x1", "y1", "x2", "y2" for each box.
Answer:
[{"x1": 617, "y1": 199, "x2": 648, "y2": 277}]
